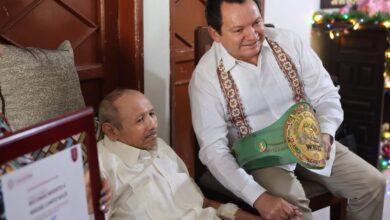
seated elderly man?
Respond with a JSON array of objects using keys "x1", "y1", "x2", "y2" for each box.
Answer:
[{"x1": 97, "y1": 88, "x2": 267, "y2": 220}]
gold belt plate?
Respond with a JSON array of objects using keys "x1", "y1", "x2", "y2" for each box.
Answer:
[{"x1": 285, "y1": 103, "x2": 326, "y2": 169}]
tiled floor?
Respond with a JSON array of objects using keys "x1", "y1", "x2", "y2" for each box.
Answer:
[{"x1": 312, "y1": 169, "x2": 390, "y2": 220}]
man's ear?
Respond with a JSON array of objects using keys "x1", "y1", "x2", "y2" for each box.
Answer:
[
  {"x1": 208, "y1": 26, "x2": 222, "y2": 43},
  {"x1": 102, "y1": 122, "x2": 120, "y2": 142}
]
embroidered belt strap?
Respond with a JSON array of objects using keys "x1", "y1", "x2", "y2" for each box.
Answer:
[{"x1": 216, "y1": 37, "x2": 307, "y2": 138}]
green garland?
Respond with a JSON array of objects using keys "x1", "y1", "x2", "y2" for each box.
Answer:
[
  {"x1": 312, "y1": 11, "x2": 390, "y2": 78},
  {"x1": 312, "y1": 11, "x2": 390, "y2": 27}
]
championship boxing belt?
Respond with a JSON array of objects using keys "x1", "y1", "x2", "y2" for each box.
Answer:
[{"x1": 232, "y1": 102, "x2": 326, "y2": 171}]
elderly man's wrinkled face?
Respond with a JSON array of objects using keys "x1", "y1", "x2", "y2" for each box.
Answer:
[
  {"x1": 209, "y1": 0, "x2": 265, "y2": 65},
  {"x1": 112, "y1": 93, "x2": 158, "y2": 150}
]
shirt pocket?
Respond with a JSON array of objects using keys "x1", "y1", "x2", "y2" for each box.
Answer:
[
  {"x1": 154, "y1": 157, "x2": 204, "y2": 209},
  {"x1": 170, "y1": 172, "x2": 204, "y2": 209},
  {"x1": 118, "y1": 177, "x2": 153, "y2": 220},
  {"x1": 127, "y1": 177, "x2": 174, "y2": 220}
]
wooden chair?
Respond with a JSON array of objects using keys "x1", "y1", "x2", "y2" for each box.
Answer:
[{"x1": 194, "y1": 26, "x2": 347, "y2": 220}]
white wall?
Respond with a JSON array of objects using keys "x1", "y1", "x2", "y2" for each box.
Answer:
[
  {"x1": 144, "y1": 0, "x2": 170, "y2": 143},
  {"x1": 143, "y1": 0, "x2": 321, "y2": 144},
  {"x1": 264, "y1": 0, "x2": 320, "y2": 43}
]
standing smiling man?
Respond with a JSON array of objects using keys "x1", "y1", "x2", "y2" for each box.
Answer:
[{"x1": 189, "y1": 0, "x2": 386, "y2": 219}]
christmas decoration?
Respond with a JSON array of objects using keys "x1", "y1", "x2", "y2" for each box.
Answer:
[
  {"x1": 312, "y1": 10, "x2": 389, "y2": 36},
  {"x1": 379, "y1": 155, "x2": 390, "y2": 171},
  {"x1": 312, "y1": 0, "x2": 390, "y2": 91},
  {"x1": 313, "y1": 1, "x2": 390, "y2": 171},
  {"x1": 383, "y1": 141, "x2": 390, "y2": 158},
  {"x1": 312, "y1": 0, "x2": 389, "y2": 40},
  {"x1": 386, "y1": 49, "x2": 390, "y2": 89},
  {"x1": 353, "y1": 0, "x2": 390, "y2": 16},
  {"x1": 380, "y1": 123, "x2": 390, "y2": 171}
]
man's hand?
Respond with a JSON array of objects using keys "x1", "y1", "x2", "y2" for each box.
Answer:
[
  {"x1": 99, "y1": 178, "x2": 112, "y2": 212},
  {"x1": 253, "y1": 192, "x2": 302, "y2": 220},
  {"x1": 84, "y1": 171, "x2": 112, "y2": 214},
  {"x1": 203, "y1": 198, "x2": 263, "y2": 219},
  {"x1": 321, "y1": 133, "x2": 333, "y2": 160},
  {"x1": 235, "y1": 209, "x2": 264, "y2": 220}
]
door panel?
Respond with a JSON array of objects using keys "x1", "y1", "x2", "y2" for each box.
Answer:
[
  {"x1": 0, "y1": 0, "x2": 144, "y2": 112},
  {"x1": 170, "y1": 0, "x2": 206, "y2": 177}
]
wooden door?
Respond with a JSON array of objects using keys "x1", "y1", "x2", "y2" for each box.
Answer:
[
  {"x1": 170, "y1": 0, "x2": 207, "y2": 177},
  {"x1": 0, "y1": 0, "x2": 143, "y2": 110}
]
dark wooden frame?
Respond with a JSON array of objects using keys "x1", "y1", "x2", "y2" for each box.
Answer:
[
  {"x1": 169, "y1": 0, "x2": 176, "y2": 147},
  {"x1": 118, "y1": 0, "x2": 144, "y2": 91},
  {"x1": 95, "y1": 0, "x2": 144, "y2": 95},
  {"x1": 0, "y1": 108, "x2": 104, "y2": 220}
]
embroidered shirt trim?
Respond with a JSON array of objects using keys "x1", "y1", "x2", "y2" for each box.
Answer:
[
  {"x1": 266, "y1": 37, "x2": 307, "y2": 102},
  {"x1": 217, "y1": 60, "x2": 252, "y2": 138},
  {"x1": 216, "y1": 37, "x2": 307, "y2": 138}
]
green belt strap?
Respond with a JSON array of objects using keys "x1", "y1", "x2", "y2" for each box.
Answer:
[{"x1": 232, "y1": 102, "x2": 325, "y2": 171}]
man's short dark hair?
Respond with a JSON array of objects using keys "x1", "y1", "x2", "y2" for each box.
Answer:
[{"x1": 206, "y1": 0, "x2": 261, "y2": 34}]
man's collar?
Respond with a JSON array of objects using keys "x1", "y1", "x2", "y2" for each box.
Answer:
[
  {"x1": 214, "y1": 39, "x2": 270, "y2": 71},
  {"x1": 215, "y1": 42, "x2": 236, "y2": 71},
  {"x1": 263, "y1": 38, "x2": 271, "y2": 50},
  {"x1": 102, "y1": 136, "x2": 158, "y2": 166}
]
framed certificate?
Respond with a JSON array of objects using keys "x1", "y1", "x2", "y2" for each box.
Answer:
[{"x1": 0, "y1": 108, "x2": 104, "y2": 220}]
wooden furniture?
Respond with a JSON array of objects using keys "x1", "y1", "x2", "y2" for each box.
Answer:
[
  {"x1": 312, "y1": 26, "x2": 389, "y2": 166},
  {"x1": 194, "y1": 26, "x2": 347, "y2": 219},
  {"x1": 0, "y1": 0, "x2": 144, "y2": 113},
  {"x1": 0, "y1": 108, "x2": 103, "y2": 219}
]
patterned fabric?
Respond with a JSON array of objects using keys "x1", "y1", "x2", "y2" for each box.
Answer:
[
  {"x1": 266, "y1": 37, "x2": 307, "y2": 103},
  {"x1": 0, "y1": 41, "x2": 85, "y2": 131},
  {"x1": 0, "y1": 132, "x2": 88, "y2": 176},
  {"x1": 0, "y1": 118, "x2": 98, "y2": 175},
  {"x1": 0, "y1": 114, "x2": 11, "y2": 138},
  {"x1": 217, "y1": 60, "x2": 252, "y2": 138},
  {"x1": 216, "y1": 37, "x2": 307, "y2": 138}
]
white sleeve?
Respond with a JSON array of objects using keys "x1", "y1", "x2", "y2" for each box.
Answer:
[
  {"x1": 296, "y1": 36, "x2": 343, "y2": 138},
  {"x1": 189, "y1": 70, "x2": 265, "y2": 206}
]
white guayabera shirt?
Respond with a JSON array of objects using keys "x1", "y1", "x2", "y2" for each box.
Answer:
[
  {"x1": 97, "y1": 136, "x2": 220, "y2": 220},
  {"x1": 189, "y1": 27, "x2": 343, "y2": 206}
]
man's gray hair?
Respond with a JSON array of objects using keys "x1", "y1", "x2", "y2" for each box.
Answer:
[{"x1": 98, "y1": 88, "x2": 140, "y2": 129}]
